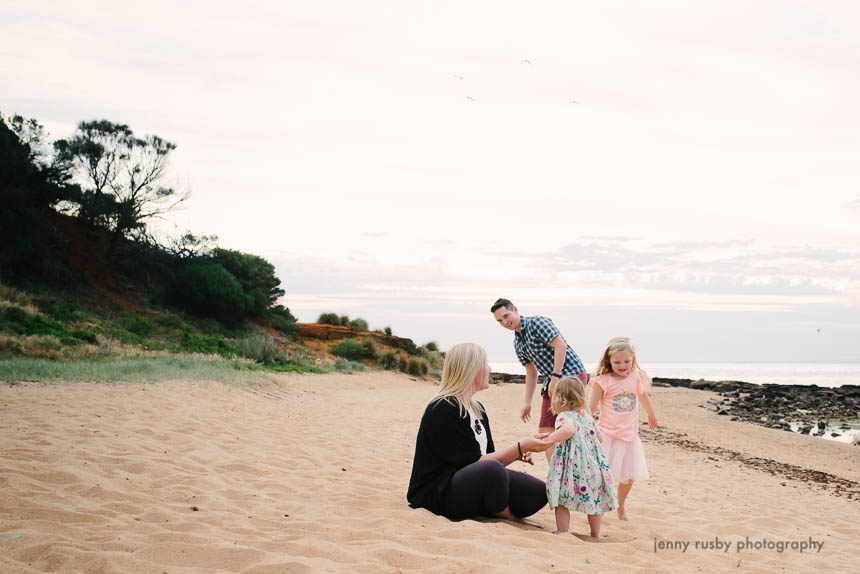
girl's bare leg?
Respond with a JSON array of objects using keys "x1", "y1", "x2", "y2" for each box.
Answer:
[
  {"x1": 617, "y1": 481, "x2": 633, "y2": 520},
  {"x1": 587, "y1": 514, "x2": 602, "y2": 538},
  {"x1": 553, "y1": 506, "x2": 570, "y2": 534}
]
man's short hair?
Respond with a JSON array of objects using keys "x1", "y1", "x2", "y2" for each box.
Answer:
[{"x1": 490, "y1": 298, "x2": 514, "y2": 313}]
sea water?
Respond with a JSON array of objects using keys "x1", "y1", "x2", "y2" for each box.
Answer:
[
  {"x1": 490, "y1": 361, "x2": 860, "y2": 444},
  {"x1": 490, "y1": 362, "x2": 860, "y2": 388}
]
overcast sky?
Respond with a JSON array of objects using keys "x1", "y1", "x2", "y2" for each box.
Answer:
[{"x1": 3, "y1": 1, "x2": 859, "y2": 362}]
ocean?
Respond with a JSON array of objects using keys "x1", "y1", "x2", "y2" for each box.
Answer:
[{"x1": 489, "y1": 362, "x2": 860, "y2": 389}]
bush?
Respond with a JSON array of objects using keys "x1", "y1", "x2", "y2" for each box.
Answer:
[
  {"x1": 317, "y1": 312, "x2": 341, "y2": 326},
  {"x1": 236, "y1": 333, "x2": 280, "y2": 364},
  {"x1": 379, "y1": 351, "x2": 398, "y2": 370},
  {"x1": 424, "y1": 341, "x2": 439, "y2": 352},
  {"x1": 398, "y1": 355, "x2": 408, "y2": 372},
  {"x1": 286, "y1": 346, "x2": 318, "y2": 368},
  {"x1": 35, "y1": 297, "x2": 83, "y2": 322},
  {"x1": 169, "y1": 262, "x2": 251, "y2": 323},
  {"x1": 329, "y1": 338, "x2": 376, "y2": 361},
  {"x1": 327, "y1": 357, "x2": 366, "y2": 374},
  {"x1": 348, "y1": 318, "x2": 368, "y2": 332},
  {"x1": 117, "y1": 312, "x2": 155, "y2": 337},
  {"x1": 268, "y1": 305, "x2": 297, "y2": 336},
  {"x1": 339, "y1": 315, "x2": 350, "y2": 327},
  {"x1": 210, "y1": 248, "x2": 285, "y2": 315},
  {"x1": 384, "y1": 326, "x2": 392, "y2": 336},
  {"x1": 406, "y1": 357, "x2": 430, "y2": 377},
  {"x1": 180, "y1": 331, "x2": 239, "y2": 358},
  {"x1": 0, "y1": 305, "x2": 94, "y2": 345}
]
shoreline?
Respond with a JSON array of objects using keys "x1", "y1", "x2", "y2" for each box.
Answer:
[{"x1": 490, "y1": 372, "x2": 860, "y2": 444}]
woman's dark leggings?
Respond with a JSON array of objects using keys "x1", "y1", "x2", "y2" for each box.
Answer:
[{"x1": 441, "y1": 459, "x2": 547, "y2": 520}]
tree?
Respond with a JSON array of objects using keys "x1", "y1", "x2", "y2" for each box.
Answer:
[
  {"x1": 169, "y1": 262, "x2": 251, "y2": 323},
  {"x1": 0, "y1": 113, "x2": 79, "y2": 281},
  {"x1": 210, "y1": 248, "x2": 285, "y2": 314},
  {"x1": 53, "y1": 120, "x2": 189, "y2": 251}
]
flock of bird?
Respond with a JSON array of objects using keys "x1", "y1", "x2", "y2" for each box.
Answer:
[{"x1": 453, "y1": 59, "x2": 581, "y2": 105}]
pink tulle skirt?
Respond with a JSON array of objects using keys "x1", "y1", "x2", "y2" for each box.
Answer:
[{"x1": 601, "y1": 434, "x2": 650, "y2": 484}]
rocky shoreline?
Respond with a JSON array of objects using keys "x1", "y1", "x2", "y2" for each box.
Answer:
[{"x1": 489, "y1": 372, "x2": 860, "y2": 441}]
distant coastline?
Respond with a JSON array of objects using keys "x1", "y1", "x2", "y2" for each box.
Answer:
[{"x1": 489, "y1": 370, "x2": 860, "y2": 445}]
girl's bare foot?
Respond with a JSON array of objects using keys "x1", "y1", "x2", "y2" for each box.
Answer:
[
  {"x1": 617, "y1": 507, "x2": 628, "y2": 521},
  {"x1": 551, "y1": 529, "x2": 569, "y2": 535}
]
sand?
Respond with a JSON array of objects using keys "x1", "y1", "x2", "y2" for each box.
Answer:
[{"x1": 1, "y1": 372, "x2": 858, "y2": 573}]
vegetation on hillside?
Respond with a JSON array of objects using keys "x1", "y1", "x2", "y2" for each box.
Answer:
[{"x1": 0, "y1": 111, "x2": 440, "y2": 379}]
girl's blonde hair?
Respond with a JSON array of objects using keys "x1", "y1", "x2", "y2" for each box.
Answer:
[
  {"x1": 593, "y1": 336, "x2": 647, "y2": 378},
  {"x1": 431, "y1": 342, "x2": 487, "y2": 416},
  {"x1": 551, "y1": 376, "x2": 586, "y2": 414}
]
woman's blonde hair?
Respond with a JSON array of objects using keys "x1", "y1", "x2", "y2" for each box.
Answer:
[
  {"x1": 551, "y1": 376, "x2": 586, "y2": 414},
  {"x1": 593, "y1": 336, "x2": 646, "y2": 378},
  {"x1": 432, "y1": 342, "x2": 487, "y2": 416}
]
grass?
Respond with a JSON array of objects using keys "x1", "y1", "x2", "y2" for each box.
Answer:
[{"x1": 0, "y1": 355, "x2": 280, "y2": 386}]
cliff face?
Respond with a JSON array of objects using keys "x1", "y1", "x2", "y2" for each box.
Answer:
[{"x1": 295, "y1": 323, "x2": 414, "y2": 351}]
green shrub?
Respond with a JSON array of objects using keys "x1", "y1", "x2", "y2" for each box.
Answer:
[
  {"x1": 339, "y1": 315, "x2": 350, "y2": 327},
  {"x1": 0, "y1": 306, "x2": 94, "y2": 345},
  {"x1": 379, "y1": 351, "x2": 398, "y2": 370},
  {"x1": 406, "y1": 357, "x2": 429, "y2": 377},
  {"x1": 398, "y1": 355, "x2": 408, "y2": 372},
  {"x1": 384, "y1": 326, "x2": 392, "y2": 336},
  {"x1": 180, "y1": 331, "x2": 239, "y2": 358},
  {"x1": 328, "y1": 357, "x2": 366, "y2": 373},
  {"x1": 424, "y1": 340, "x2": 439, "y2": 352},
  {"x1": 317, "y1": 312, "x2": 341, "y2": 326},
  {"x1": 210, "y1": 248, "x2": 285, "y2": 315},
  {"x1": 330, "y1": 338, "x2": 375, "y2": 361},
  {"x1": 236, "y1": 333, "x2": 280, "y2": 364},
  {"x1": 169, "y1": 262, "x2": 251, "y2": 323},
  {"x1": 287, "y1": 346, "x2": 318, "y2": 368},
  {"x1": 268, "y1": 305, "x2": 298, "y2": 336},
  {"x1": 35, "y1": 297, "x2": 83, "y2": 322},
  {"x1": 348, "y1": 318, "x2": 368, "y2": 332},
  {"x1": 117, "y1": 312, "x2": 155, "y2": 337}
]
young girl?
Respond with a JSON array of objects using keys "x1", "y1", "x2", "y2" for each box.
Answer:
[
  {"x1": 545, "y1": 376, "x2": 617, "y2": 537},
  {"x1": 588, "y1": 337, "x2": 658, "y2": 521}
]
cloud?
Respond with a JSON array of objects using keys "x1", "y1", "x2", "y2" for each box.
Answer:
[{"x1": 534, "y1": 239, "x2": 859, "y2": 296}]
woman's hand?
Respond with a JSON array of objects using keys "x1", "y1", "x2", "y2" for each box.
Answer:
[{"x1": 519, "y1": 434, "x2": 554, "y2": 453}]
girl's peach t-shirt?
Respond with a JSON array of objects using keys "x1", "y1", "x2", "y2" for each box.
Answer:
[{"x1": 593, "y1": 371, "x2": 650, "y2": 441}]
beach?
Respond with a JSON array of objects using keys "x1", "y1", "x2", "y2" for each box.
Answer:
[{"x1": 1, "y1": 372, "x2": 858, "y2": 573}]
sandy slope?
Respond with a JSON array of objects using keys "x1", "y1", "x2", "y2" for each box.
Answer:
[{"x1": 1, "y1": 372, "x2": 857, "y2": 573}]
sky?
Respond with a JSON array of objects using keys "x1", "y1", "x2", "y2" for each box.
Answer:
[{"x1": 2, "y1": 1, "x2": 859, "y2": 363}]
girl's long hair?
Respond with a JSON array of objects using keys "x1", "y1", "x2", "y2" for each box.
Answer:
[
  {"x1": 593, "y1": 336, "x2": 647, "y2": 378},
  {"x1": 431, "y1": 342, "x2": 487, "y2": 417}
]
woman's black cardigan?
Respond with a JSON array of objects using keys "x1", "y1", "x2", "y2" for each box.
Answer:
[{"x1": 407, "y1": 397, "x2": 495, "y2": 515}]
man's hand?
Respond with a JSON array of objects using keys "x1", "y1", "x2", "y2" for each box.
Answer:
[
  {"x1": 520, "y1": 403, "x2": 531, "y2": 423},
  {"x1": 547, "y1": 377, "x2": 559, "y2": 399}
]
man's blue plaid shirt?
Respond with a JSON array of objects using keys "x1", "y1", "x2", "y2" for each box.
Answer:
[{"x1": 514, "y1": 315, "x2": 585, "y2": 395}]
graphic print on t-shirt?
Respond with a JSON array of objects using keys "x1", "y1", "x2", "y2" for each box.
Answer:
[{"x1": 612, "y1": 392, "x2": 637, "y2": 413}]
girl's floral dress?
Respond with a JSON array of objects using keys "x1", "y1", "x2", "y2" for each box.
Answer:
[{"x1": 546, "y1": 409, "x2": 617, "y2": 513}]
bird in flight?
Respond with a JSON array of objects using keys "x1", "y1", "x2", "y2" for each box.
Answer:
[
  {"x1": 521, "y1": 59, "x2": 532, "y2": 66},
  {"x1": 453, "y1": 74, "x2": 464, "y2": 80},
  {"x1": 466, "y1": 96, "x2": 475, "y2": 101}
]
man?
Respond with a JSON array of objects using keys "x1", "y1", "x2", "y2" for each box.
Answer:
[{"x1": 490, "y1": 298, "x2": 588, "y2": 460}]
